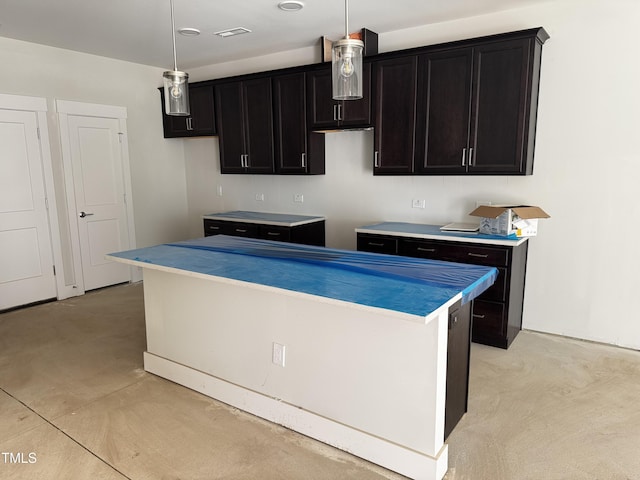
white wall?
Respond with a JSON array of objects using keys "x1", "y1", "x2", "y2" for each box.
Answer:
[
  {"x1": 0, "y1": 36, "x2": 190, "y2": 254},
  {"x1": 183, "y1": 0, "x2": 640, "y2": 350}
]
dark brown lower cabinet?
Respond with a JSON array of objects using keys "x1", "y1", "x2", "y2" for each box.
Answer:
[
  {"x1": 445, "y1": 299, "x2": 472, "y2": 439},
  {"x1": 204, "y1": 219, "x2": 325, "y2": 246},
  {"x1": 357, "y1": 232, "x2": 528, "y2": 349}
]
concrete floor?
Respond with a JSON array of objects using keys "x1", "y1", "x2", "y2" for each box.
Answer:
[{"x1": 1, "y1": 284, "x2": 639, "y2": 480}]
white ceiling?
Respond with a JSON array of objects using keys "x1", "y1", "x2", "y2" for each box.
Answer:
[{"x1": 0, "y1": 0, "x2": 550, "y2": 70}]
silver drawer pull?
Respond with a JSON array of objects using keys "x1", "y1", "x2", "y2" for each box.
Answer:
[
  {"x1": 472, "y1": 314, "x2": 486, "y2": 319},
  {"x1": 417, "y1": 247, "x2": 436, "y2": 252},
  {"x1": 208, "y1": 226, "x2": 220, "y2": 230},
  {"x1": 267, "y1": 232, "x2": 281, "y2": 236},
  {"x1": 235, "y1": 228, "x2": 247, "y2": 233},
  {"x1": 368, "y1": 242, "x2": 385, "y2": 247},
  {"x1": 468, "y1": 253, "x2": 489, "y2": 258}
]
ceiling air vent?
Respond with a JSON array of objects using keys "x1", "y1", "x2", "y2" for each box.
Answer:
[{"x1": 214, "y1": 27, "x2": 252, "y2": 38}]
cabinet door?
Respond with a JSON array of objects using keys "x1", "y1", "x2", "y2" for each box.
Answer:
[
  {"x1": 242, "y1": 77, "x2": 275, "y2": 173},
  {"x1": 373, "y1": 56, "x2": 417, "y2": 174},
  {"x1": 340, "y1": 62, "x2": 372, "y2": 127},
  {"x1": 188, "y1": 85, "x2": 216, "y2": 136},
  {"x1": 468, "y1": 38, "x2": 531, "y2": 174},
  {"x1": 273, "y1": 73, "x2": 308, "y2": 174},
  {"x1": 216, "y1": 78, "x2": 274, "y2": 174},
  {"x1": 216, "y1": 82, "x2": 247, "y2": 173},
  {"x1": 415, "y1": 48, "x2": 473, "y2": 174},
  {"x1": 306, "y1": 65, "x2": 371, "y2": 129},
  {"x1": 306, "y1": 67, "x2": 339, "y2": 129},
  {"x1": 160, "y1": 84, "x2": 216, "y2": 138}
]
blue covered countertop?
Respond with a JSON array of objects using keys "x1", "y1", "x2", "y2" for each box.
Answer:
[
  {"x1": 203, "y1": 211, "x2": 325, "y2": 227},
  {"x1": 108, "y1": 235, "x2": 497, "y2": 320},
  {"x1": 356, "y1": 222, "x2": 528, "y2": 246}
]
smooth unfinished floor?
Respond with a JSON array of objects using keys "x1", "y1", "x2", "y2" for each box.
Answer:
[{"x1": 1, "y1": 284, "x2": 640, "y2": 480}]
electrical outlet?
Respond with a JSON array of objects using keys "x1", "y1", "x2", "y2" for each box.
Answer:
[
  {"x1": 272, "y1": 342, "x2": 286, "y2": 367},
  {"x1": 255, "y1": 193, "x2": 265, "y2": 201},
  {"x1": 412, "y1": 199, "x2": 426, "y2": 209},
  {"x1": 293, "y1": 193, "x2": 304, "y2": 203}
]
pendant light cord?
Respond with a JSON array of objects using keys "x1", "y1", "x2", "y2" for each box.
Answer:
[
  {"x1": 170, "y1": 0, "x2": 178, "y2": 71},
  {"x1": 344, "y1": 0, "x2": 349, "y2": 39}
]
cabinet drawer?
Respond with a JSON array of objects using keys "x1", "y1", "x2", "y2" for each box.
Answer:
[
  {"x1": 225, "y1": 222, "x2": 259, "y2": 238},
  {"x1": 400, "y1": 239, "x2": 508, "y2": 267},
  {"x1": 471, "y1": 301, "x2": 505, "y2": 338},
  {"x1": 203, "y1": 219, "x2": 226, "y2": 236},
  {"x1": 259, "y1": 225, "x2": 291, "y2": 242},
  {"x1": 357, "y1": 234, "x2": 398, "y2": 254}
]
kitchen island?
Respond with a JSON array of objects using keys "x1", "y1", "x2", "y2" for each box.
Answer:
[{"x1": 108, "y1": 235, "x2": 497, "y2": 480}]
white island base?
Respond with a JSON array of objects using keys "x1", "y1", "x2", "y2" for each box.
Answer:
[{"x1": 138, "y1": 267, "x2": 452, "y2": 480}]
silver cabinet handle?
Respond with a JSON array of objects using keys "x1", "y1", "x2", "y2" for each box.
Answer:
[
  {"x1": 468, "y1": 252, "x2": 489, "y2": 258},
  {"x1": 235, "y1": 228, "x2": 247, "y2": 233},
  {"x1": 337, "y1": 103, "x2": 342, "y2": 121},
  {"x1": 462, "y1": 148, "x2": 466, "y2": 166},
  {"x1": 472, "y1": 314, "x2": 486, "y2": 319},
  {"x1": 267, "y1": 232, "x2": 281, "y2": 236},
  {"x1": 368, "y1": 242, "x2": 385, "y2": 247},
  {"x1": 417, "y1": 247, "x2": 436, "y2": 253},
  {"x1": 245, "y1": 154, "x2": 249, "y2": 167},
  {"x1": 333, "y1": 104, "x2": 339, "y2": 121},
  {"x1": 469, "y1": 147, "x2": 474, "y2": 166},
  {"x1": 186, "y1": 117, "x2": 193, "y2": 131},
  {"x1": 301, "y1": 153, "x2": 306, "y2": 168},
  {"x1": 79, "y1": 211, "x2": 94, "y2": 218},
  {"x1": 374, "y1": 151, "x2": 379, "y2": 168}
]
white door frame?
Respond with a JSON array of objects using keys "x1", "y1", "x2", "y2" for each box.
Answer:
[
  {"x1": 56, "y1": 100, "x2": 139, "y2": 295},
  {"x1": 0, "y1": 93, "x2": 66, "y2": 302}
]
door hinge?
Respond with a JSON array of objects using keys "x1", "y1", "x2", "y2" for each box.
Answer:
[
  {"x1": 37, "y1": 127, "x2": 41, "y2": 140},
  {"x1": 118, "y1": 132, "x2": 124, "y2": 143},
  {"x1": 53, "y1": 265, "x2": 56, "y2": 276}
]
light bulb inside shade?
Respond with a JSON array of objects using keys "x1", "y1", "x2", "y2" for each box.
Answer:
[
  {"x1": 340, "y1": 54, "x2": 355, "y2": 78},
  {"x1": 332, "y1": 38, "x2": 364, "y2": 100},
  {"x1": 163, "y1": 70, "x2": 190, "y2": 116}
]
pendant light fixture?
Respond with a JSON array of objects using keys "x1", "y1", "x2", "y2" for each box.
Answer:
[
  {"x1": 163, "y1": 0, "x2": 190, "y2": 116},
  {"x1": 332, "y1": 0, "x2": 363, "y2": 100}
]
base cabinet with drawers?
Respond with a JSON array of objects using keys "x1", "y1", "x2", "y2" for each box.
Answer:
[
  {"x1": 203, "y1": 212, "x2": 325, "y2": 247},
  {"x1": 357, "y1": 226, "x2": 528, "y2": 349}
]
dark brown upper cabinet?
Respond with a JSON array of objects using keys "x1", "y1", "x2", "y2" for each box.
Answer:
[
  {"x1": 306, "y1": 64, "x2": 372, "y2": 130},
  {"x1": 160, "y1": 83, "x2": 216, "y2": 138},
  {"x1": 272, "y1": 72, "x2": 325, "y2": 174},
  {"x1": 215, "y1": 78, "x2": 275, "y2": 174},
  {"x1": 372, "y1": 56, "x2": 418, "y2": 174},
  {"x1": 413, "y1": 32, "x2": 548, "y2": 175}
]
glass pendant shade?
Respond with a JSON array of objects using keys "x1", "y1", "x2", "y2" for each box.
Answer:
[
  {"x1": 332, "y1": 38, "x2": 364, "y2": 100},
  {"x1": 163, "y1": 70, "x2": 190, "y2": 116}
]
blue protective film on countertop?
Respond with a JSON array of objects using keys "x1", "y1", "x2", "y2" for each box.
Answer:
[{"x1": 110, "y1": 235, "x2": 496, "y2": 318}]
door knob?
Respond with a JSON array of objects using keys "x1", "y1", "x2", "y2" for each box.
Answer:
[{"x1": 79, "y1": 211, "x2": 94, "y2": 218}]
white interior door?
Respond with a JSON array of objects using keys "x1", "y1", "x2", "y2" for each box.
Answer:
[
  {"x1": 67, "y1": 115, "x2": 131, "y2": 291},
  {"x1": 0, "y1": 109, "x2": 56, "y2": 310}
]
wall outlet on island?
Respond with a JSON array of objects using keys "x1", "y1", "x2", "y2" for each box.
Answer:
[
  {"x1": 255, "y1": 193, "x2": 265, "y2": 202},
  {"x1": 272, "y1": 342, "x2": 286, "y2": 367},
  {"x1": 294, "y1": 193, "x2": 304, "y2": 203},
  {"x1": 412, "y1": 199, "x2": 426, "y2": 209}
]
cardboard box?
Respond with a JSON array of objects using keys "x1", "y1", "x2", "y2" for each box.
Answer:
[{"x1": 469, "y1": 205, "x2": 550, "y2": 237}]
